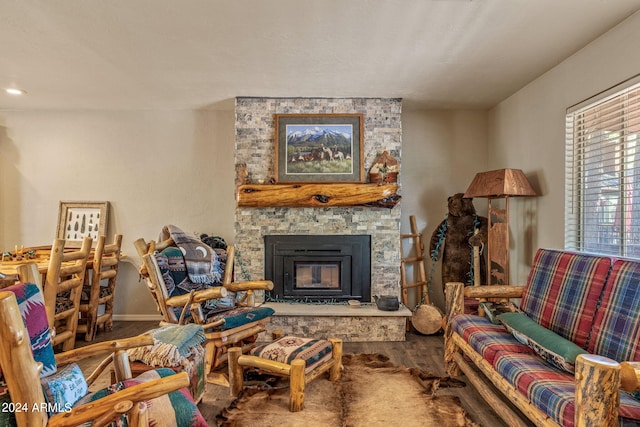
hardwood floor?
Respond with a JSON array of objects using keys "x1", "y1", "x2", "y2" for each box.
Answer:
[{"x1": 78, "y1": 321, "x2": 532, "y2": 426}]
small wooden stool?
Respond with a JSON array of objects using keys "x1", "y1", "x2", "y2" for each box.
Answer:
[{"x1": 228, "y1": 335, "x2": 342, "y2": 412}]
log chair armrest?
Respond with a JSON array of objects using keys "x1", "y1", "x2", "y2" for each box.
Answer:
[
  {"x1": 47, "y1": 372, "x2": 190, "y2": 427},
  {"x1": 464, "y1": 285, "x2": 526, "y2": 300},
  {"x1": 620, "y1": 361, "x2": 640, "y2": 392},
  {"x1": 55, "y1": 334, "x2": 154, "y2": 365},
  {"x1": 225, "y1": 280, "x2": 274, "y2": 292},
  {"x1": 165, "y1": 286, "x2": 228, "y2": 307}
]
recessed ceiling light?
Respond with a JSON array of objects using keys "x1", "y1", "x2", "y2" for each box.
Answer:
[{"x1": 6, "y1": 88, "x2": 26, "y2": 95}]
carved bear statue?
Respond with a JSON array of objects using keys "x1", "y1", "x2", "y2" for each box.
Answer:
[{"x1": 430, "y1": 193, "x2": 488, "y2": 292}]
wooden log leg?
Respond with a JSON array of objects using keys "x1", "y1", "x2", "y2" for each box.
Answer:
[
  {"x1": 112, "y1": 349, "x2": 133, "y2": 382},
  {"x1": 289, "y1": 359, "x2": 306, "y2": 412},
  {"x1": 272, "y1": 329, "x2": 285, "y2": 340},
  {"x1": 228, "y1": 347, "x2": 244, "y2": 397},
  {"x1": 575, "y1": 354, "x2": 620, "y2": 427},
  {"x1": 328, "y1": 338, "x2": 342, "y2": 381},
  {"x1": 204, "y1": 340, "x2": 216, "y2": 375},
  {"x1": 444, "y1": 282, "x2": 464, "y2": 376}
]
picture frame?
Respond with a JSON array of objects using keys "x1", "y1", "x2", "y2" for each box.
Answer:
[
  {"x1": 56, "y1": 201, "x2": 109, "y2": 248},
  {"x1": 275, "y1": 113, "x2": 364, "y2": 183}
]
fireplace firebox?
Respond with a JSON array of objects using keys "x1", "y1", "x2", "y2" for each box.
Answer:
[{"x1": 264, "y1": 235, "x2": 371, "y2": 301}]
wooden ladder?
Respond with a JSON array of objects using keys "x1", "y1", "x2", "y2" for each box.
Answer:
[{"x1": 400, "y1": 215, "x2": 430, "y2": 325}]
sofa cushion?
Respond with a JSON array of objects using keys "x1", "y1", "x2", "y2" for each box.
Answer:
[
  {"x1": 588, "y1": 259, "x2": 640, "y2": 362},
  {"x1": 520, "y1": 248, "x2": 611, "y2": 348},
  {"x1": 494, "y1": 352, "x2": 640, "y2": 426},
  {"x1": 450, "y1": 314, "x2": 533, "y2": 365},
  {"x1": 494, "y1": 352, "x2": 575, "y2": 426},
  {"x1": 497, "y1": 312, "x2": 587, "y2": 373}
]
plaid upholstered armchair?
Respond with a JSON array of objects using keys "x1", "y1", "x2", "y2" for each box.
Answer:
[{"x1": 134, "y1": 226, "x2": 274, "y2": 386}]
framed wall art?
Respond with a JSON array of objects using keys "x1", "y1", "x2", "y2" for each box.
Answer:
[
  {"x1": 56, "y1": 201, "x2": 109, "y2": 247},
  {"x1": 274, "y1": 113, "x2": 364, "y2": 183}
]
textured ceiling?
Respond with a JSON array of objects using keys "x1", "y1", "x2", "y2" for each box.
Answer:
[{"x1": 1, "y1": 0, "x2": 639, "y2": 111}]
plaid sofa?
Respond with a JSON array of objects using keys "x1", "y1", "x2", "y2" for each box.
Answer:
[{"x1": 447, "y1": 248, "x2": 640, "y2": 427}]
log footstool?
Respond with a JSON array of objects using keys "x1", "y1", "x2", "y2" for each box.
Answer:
[{"x1": 228, "y1": 335, "x2": 342, "y2": 412}]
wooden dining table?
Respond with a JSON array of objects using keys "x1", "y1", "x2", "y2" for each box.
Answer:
[{"x1": 0, "y1": 246, "x2": 122, "y2": 288}]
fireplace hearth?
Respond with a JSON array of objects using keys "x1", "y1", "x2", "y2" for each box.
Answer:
[{"x1": 264, "y1": 235, "x2": 371, "y2": 302}]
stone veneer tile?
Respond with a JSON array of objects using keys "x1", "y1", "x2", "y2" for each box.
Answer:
[{"x1": 234, "y1": 97, "x2": 402, "y2": 303}]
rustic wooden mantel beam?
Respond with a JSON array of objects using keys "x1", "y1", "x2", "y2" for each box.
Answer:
[{"x1": 236, "y1": 183, "x2": 401, "y2": 208}]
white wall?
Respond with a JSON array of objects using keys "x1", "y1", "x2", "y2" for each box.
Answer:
[
  {"x1": 400, "y1": 109, "x2": 488, "y2": 308},
  {"x1": 489, "y1": 11, "x2": 640, "y2": 284},
  {"x1": 0, "y1": 109, "x2": 236, "y2": 317}
]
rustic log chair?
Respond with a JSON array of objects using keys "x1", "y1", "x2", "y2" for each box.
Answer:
[
  {"x1": 134, "y1": 236, "x2": 275, "y2": 386},
  {"x1": 77, "y1": 234, "x2": 123, "y2": 341},
  {"x1": 44, "y1": 237, "x2": 92, "y2": 351},
  {"x1": 0, "y1": 282, "x2": 206, "y2": 427},
  {"x1": 228, "y1": 334, "x2": 343, "y2": 412}
]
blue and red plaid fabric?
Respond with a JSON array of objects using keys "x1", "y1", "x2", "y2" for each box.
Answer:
[
  {"x1": 450, "y1": 314, "x2": 533, "y2": 364},
  {"x1": 588, "y1": 259, "x2": 640, "y2": 361},
  {"x1": 494, "y1": 352, "x2": 640, "y2": 426},
  {"x1": 494, "y1": 352, "x2": 575, "y2": 425},
  {"x1": 521, "y1": 249, "x2": 611, "y2": 348}
]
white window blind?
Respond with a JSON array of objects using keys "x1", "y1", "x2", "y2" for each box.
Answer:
[{"x1": 565, "y1": 76, "x2": 640, "y2": 257}]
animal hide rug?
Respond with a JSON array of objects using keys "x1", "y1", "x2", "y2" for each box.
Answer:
[{"x1": 217, "y1": 353, "x2": 479, "y2": 427}]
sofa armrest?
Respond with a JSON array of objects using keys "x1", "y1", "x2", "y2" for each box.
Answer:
[{"x1": 464, "y1": 285, "x2": 526, "y2": 300}]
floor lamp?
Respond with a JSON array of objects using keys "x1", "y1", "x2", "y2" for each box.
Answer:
[{"x1": 464, "y1": 168, "x2": 536, "y2": 285}]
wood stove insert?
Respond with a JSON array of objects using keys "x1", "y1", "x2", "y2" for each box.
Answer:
[{"x1": 264, "y1": 235, "x2": 371, "y2": 301}]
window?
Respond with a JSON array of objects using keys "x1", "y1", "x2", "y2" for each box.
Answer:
[{"x1": 565, "y1": 76, "x2": 640, "y2": 257}]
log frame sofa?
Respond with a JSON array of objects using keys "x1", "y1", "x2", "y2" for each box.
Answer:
[{"x1": 445, "y1": 248, "x2": 640, "y2": 427}]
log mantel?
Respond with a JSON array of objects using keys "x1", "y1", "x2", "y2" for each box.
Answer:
[{"x1": 236, "y1": 183, "x2": 401, "y2": 208}]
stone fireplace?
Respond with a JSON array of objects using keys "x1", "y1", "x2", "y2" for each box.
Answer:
[{"x1": 234, "y1": 97, "x2": 408, "y2": 341}]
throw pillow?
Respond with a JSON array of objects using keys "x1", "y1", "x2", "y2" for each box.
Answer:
[
  {"x1": 40, "y1": 363, "x2": 87, "y2": 415},
  {"x1": 479, "y1": 301, "x2": 522, "y2": 324},
  {"x1": 497, "y1": 312, "x2": 587, "y2": 373}
]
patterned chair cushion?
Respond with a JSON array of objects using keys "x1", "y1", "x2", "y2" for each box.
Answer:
[
  {"x1": 206, "y1": 306, "x2": 275, "y2": 330},
  {"x1": 249, "y1": 336, "x2": 333, "y2": 374},
  {"x1": 80, "y1": 285, "x2": 112, "y2": 302},
  {"x1": 520, "y1": 248, "x2": 611, "y2": 348},
  {"x1": 76, "y1": 367, "x2": 207, "y2": 427},
  {"x1": 3, "y1": 283, "x2": 57, "y2": 376},
  {"x1": 497, "y1": 312, "x2": 587, "y2": 373},
  {"x1": 588, "y1": 259, "x2": 640, "y2": 361},
  {"x1": 449, "y1": 314, "x2": 533, "y2": 365}
]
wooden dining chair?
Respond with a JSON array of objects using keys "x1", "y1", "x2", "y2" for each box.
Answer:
[
  {"x1": 44, "y1": 236, "x2": 92, "y2": 351},
  {"x1": 78, "y1": 234, "x2": 123, "y2": 341}
]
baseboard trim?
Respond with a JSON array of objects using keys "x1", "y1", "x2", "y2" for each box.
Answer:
[{"x1": 112, "y1": 314, "x2": 162, "y2": 322}]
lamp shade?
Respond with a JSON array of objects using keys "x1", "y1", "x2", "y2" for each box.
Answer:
[{"x1": 464, "y1": 168, "x2": 537, "y2": 198}]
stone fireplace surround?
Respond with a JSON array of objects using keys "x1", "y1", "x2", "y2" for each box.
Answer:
[{"x1": 234, "y1": 97, "x2": 408, "y2": 341}]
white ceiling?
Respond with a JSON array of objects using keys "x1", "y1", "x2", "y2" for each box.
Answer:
[{"x1": 1, "y1": 0, "x2": 640, "y2": 111}]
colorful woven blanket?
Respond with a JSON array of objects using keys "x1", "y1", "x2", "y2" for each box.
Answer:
[
  {"x1": 161, "y1": 224, "x2": 216, "y2": 284},
  {"x1": 127, "y1": 324, "x2": 205, "y2": 368}
]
